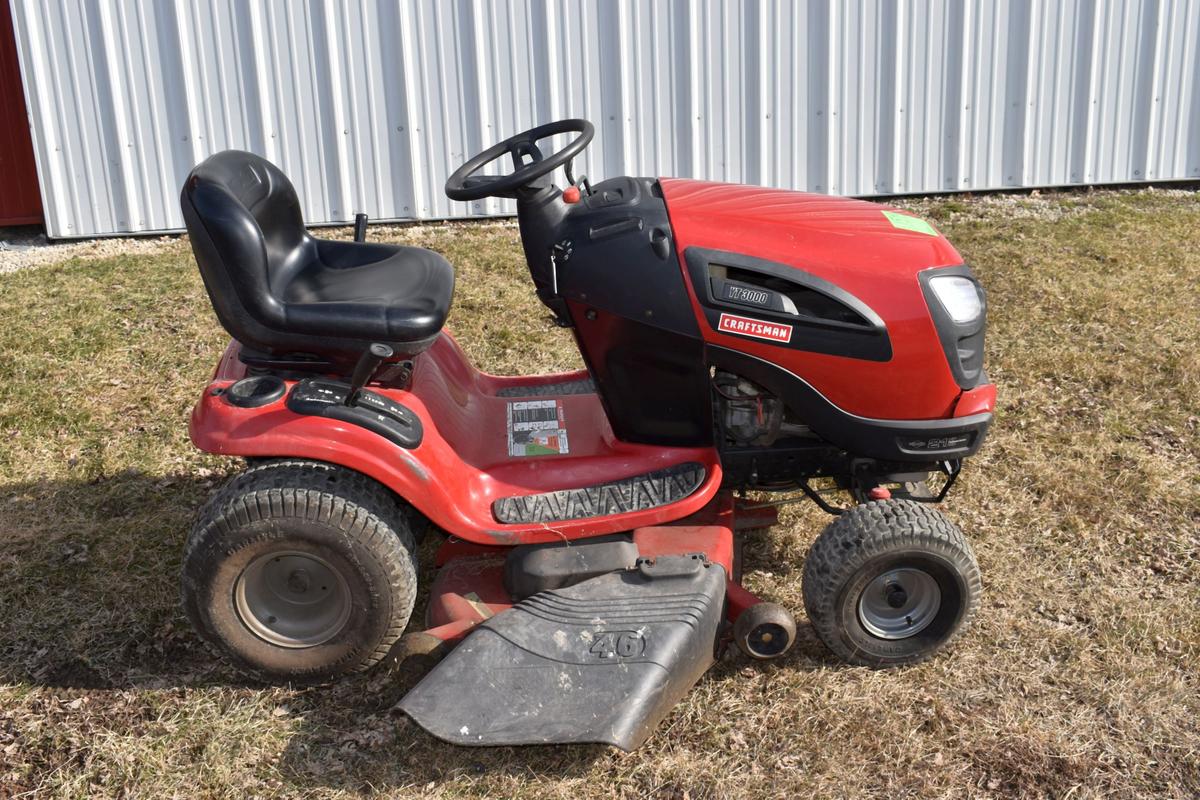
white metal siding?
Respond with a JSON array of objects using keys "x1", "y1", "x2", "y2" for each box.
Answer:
[{"x1": 10, "y1": 0, "x2": 1200, "y2": 238}]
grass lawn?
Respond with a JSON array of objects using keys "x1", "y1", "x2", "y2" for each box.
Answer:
[{"x1": 1, "y1": 189, "x2": 1198, "y2": 798}]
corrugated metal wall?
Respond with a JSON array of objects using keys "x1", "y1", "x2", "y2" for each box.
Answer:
[{"x1": 10, "y1": 0, "x2": 1200, "y2": 238}]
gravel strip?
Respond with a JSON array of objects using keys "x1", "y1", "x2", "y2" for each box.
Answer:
[
  {"x1": 0, "y1": 219, "x2": 520, "y2": 276},
  {"x1": 0, "y1": 230, "x2": 180, "y2": 275}
]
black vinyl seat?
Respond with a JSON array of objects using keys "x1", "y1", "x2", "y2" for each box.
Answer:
[{"x1": 181, "y1": 150, "x2": 455, "y2": 367}]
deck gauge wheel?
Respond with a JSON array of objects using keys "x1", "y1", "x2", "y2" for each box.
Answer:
[{"x1": 733, "y1": 602, "x2": 797, "y2": 660}]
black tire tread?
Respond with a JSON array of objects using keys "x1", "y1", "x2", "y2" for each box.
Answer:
[
  {"x1": 182, "y1": 459, "x2": 418, "y2": 681},
  {"x1": 801, "y1": 499, "x2": 982, "y2": 667}
]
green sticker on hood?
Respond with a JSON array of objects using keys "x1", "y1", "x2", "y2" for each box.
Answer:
[{"x1": 883, "y1": 210, "x2": 939, "y2": 236}]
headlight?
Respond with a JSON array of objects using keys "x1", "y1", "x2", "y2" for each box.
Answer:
[
  {"x1": 920, "y1": 266, "x2": 987, "y2": 389},
  {"x1": 927, "y1": 275, "x2": 982, "y2": 323}
]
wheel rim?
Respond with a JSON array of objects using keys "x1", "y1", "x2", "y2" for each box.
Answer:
[
  {"x1": 746, "y1": 622, "x2": 790, "y2": 657},
  {"x1": 857, "y1": 567, "x2": 942, "y2": 640},
  {"x1": 234, "y1": 551, "x2": 351, "y2": 648}
]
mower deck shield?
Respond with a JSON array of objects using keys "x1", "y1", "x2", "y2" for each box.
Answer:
[{"x1": 399, "y1": 555, "x2": 726, "y2": 750}]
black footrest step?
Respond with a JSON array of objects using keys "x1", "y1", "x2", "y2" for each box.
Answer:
[
  {"x1": 496, "y1": 378, "x2": 596, "y2": 397},
  {"x1": 492, "y1": 462, "x2": 706, "y2": 524}
]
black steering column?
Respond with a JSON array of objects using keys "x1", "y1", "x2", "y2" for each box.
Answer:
[{"x1": 445, "y1": 119, "x2": 596, "y2": 324}]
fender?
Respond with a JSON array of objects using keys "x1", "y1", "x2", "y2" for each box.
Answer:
[{"x1": 190, "y1": 337, "x2": 723, "y2": 545}]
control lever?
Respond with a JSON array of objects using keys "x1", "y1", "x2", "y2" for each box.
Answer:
[
  {"x1": 562, "y1": 159, "x2": 590, "y2": 199},
  {"x1": 353, "y1": 213, "x2": 368, "y2": 242},
  {"x1": 345, "y1": 343, "x2": 393, "y2": 406}
]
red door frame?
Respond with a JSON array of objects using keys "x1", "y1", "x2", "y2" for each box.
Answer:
[{"x1": 0, "y1": 0, "x2": 43, "y2": 227}]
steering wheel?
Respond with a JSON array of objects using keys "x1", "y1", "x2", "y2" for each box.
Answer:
[{"x1": 445, "y1": 119, "x2": 594, "y2": 201}]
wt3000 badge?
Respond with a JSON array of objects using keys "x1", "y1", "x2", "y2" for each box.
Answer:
[{"x1": 717, "y1": 312, "x2": 793, "y2": 343}]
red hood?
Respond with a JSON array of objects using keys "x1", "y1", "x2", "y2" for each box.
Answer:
[
  {"x1": 659, "y1": 178, "x2": 968, "y2": 420},
  {"x1": 658, "y1": 178, "x2": 964, "y2": 278}
]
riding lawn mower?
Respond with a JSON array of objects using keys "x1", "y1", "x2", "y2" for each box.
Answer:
[{"x1": 178, "y1": 119, "x2": 994, "y2": 749}]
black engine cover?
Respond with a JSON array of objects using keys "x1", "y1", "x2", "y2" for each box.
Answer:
[
  {"x1": 555, "y1": 177, "x2": 698, "y2": 338},
  {"x1": 553, "y1": 178, "x2": 713, "y2": 446}
]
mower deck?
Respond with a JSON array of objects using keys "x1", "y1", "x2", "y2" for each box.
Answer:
[{"x1": 398, "y1": 492, "x2": 775, "y2": 750}]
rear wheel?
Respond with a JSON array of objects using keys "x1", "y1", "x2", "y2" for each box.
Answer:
[
  {"x1": 182, "y1": 459, "x2": 419, "y2": 682},
  {"x1": 802, "y1": 499, "x2": 981, "y2": 667}
]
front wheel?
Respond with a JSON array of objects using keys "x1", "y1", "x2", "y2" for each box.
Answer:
[
  {"x1": 801, "y1": 500, "x2": 981, "y2": 667},
  {"x1": 182, "y1": 459, "x2": 419, "y2": 683}
]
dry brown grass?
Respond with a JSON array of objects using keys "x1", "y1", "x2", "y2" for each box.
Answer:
[{"x1": 1, "y1": 188, "x2": 1198, "y2": 798}]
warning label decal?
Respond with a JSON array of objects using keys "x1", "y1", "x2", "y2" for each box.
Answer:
[
  {"x1": 717, "y1": 312, "x2": 793, "y2": 343},
  {"x1": 507, "y1": 399, "x2": 570, "y2": 457}
]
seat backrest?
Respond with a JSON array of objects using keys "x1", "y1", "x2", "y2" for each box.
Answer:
[{"x1": 180, "y1": 150, "x2": 308, "y2": 330}]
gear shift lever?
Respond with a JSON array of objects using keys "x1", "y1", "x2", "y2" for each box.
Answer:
[{"x1": 346, "y1": 343, "x2": 393, "y2": 406}]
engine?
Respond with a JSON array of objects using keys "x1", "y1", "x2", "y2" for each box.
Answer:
[
  {"x1": 713, "y1": 371, "x2": 782, "y2": 446},
  {"x1": 714, "y1": 370, "x2": 825, "y2": 452}
]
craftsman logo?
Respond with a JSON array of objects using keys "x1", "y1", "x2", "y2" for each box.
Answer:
[{"x1": 717, "y1": 313, "x2": 793, "y2": 343}]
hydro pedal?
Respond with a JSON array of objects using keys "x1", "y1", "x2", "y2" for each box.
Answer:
[{"x1": 399, "y1": 554, "x2": 725, "y2": 750}]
